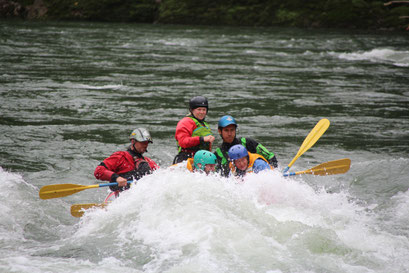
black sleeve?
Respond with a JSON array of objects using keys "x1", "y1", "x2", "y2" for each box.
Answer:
[
  {"x1": 269, "y1": 156, "x2": 278, "y2": 168},
  {"x1": 244, "y1": 138, "x2": 259, "y2": 153}
]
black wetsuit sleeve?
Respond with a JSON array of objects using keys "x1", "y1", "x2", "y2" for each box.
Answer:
[{"x1": 245, "y1": 138, "x2": 278, "y2": 168}]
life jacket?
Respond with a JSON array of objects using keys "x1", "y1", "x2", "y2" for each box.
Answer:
[
  {"x1": 110, "y1": 154, "x2": 156, "y2": 192},
  {"x1": 178, "y1": 116, "x2": 212, "y2": 153},
  {"x1": 215, "y1": 137, "x2": 247, "y2": 166},
  {"x1": 229, "y1": 152, "x2": 272, "y2": 176},
  {"x1": 186, "y1": 158, "x2": 194, "y2": 172},
  {"x1": 119, "y1": 157, "x2": 152, "y2": 180},
  {"x1": 169, "y1": 157, "x2": 195, "y2": 172}
]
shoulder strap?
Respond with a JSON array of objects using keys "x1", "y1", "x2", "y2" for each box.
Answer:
[{"x1": 240, "y1": 137, "x2": 247, "y2": 146}]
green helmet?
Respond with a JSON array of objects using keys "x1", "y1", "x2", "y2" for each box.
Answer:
[
  {"x1": 129, "y1": 128, "x2": 153, "y2": 143},
  {"x1": 194, "y1": 150, "x2": 217, "y2": 171}
]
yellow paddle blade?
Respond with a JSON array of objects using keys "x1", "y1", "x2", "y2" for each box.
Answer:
[
  {"x1": 39, "y1": 184, "x2": 99, "y2": 200},
  {"x1": 287, "y1": 118, "x2": 330, "y2": 169},
  {"x1": 298, "y1": 158, "x2": 351, "y2": 176},
  {"x1": 70, "y1": 203, "x2": 106, "y2": 218}
]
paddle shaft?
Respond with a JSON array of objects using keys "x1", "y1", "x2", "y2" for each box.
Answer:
[
  {"x1": 39, "y1": 181, "x2": 132, "y2": 200},
  {"x1": 283, "y1": 118, "x2": 330, "y2": 173}
]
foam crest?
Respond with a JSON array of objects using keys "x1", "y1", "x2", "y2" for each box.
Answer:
[{"x1": 337, "y1": 48, "x2": 409, "y2": 67}]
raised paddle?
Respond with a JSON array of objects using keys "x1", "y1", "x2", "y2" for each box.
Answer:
[
  {"x1": 70, "y1": 203, "x2": 106, "y2": 218},
  {"x1": 283, "y1": 158, "x2": 351, "y2": 177},
  {"x1": 283, "y1": 118, "x2": 330, "y2": 173},
  {"x1": 39, "y1": 181, "x2": 132, "y2": 200}
]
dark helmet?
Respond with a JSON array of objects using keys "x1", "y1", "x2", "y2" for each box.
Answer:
[
  {"x1": 189, "y1": 96, "x2": 208, "y2": 110},
  {"x1": 228, "y1": 144, "x2": 248, "y2": 160},
  {"x1": 218, "y1": 115, "x2": 237, "y2": 129}
]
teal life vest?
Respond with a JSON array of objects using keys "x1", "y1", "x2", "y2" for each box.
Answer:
[{"x1": 178, "y1": 116, "x2": 213, "y2": 152}]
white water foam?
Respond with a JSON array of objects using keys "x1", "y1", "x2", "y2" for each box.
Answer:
[
  {"x1": 1, "y1": 166, "x2": 408, "y2": 272},
  {"x1": 335, "y1": 48, "x2": 409, "y2": 67},
  {"x1": 68, "y1": 168, "x2": 409, "y2": 272}
]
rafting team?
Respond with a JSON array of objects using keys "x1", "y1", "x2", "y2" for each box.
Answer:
[{"x1": 94, "y1": 96, "x2": 278, "y2": 193}]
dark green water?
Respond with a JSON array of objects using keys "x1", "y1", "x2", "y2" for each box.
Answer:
[{"x1": 0, "y1": 21, "x2": 408, "y2": 272}]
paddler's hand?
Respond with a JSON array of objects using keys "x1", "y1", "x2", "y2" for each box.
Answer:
[
  {"x1": 116, "y1": 176, "x2": 128, "y2": 187},
  {"x1": 203, "y1": 135, "x2": 215, "y2": 143}
]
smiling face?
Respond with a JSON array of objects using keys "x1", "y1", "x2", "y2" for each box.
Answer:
[
  {"x1": 234, "y1": 156, "x2": 249, "y2": 171},
  {"x1": 191, "y1": 107, "x2": 207, "y2": 120},
  {"x1": 218, "y1": 124, "x2": 236, "y2": 144}
]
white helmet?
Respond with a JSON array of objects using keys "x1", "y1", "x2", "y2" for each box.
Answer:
[{"x1": 129, "y1": 128, "x2": 152, "y2": 143}]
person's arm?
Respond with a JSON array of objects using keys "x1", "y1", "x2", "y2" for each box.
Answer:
[
  {"x1": 175, "y1": 117, "x2": 201, "y2": 148},
  {"x1": 253, "y1": 159, "x2": 271, "y2": 173},
  {"x1": 94, "y1": 152, "x2": 126, "y2": 183},
  {"x1": 245, "y1": 138, "x2": 278, "y2": 168}
]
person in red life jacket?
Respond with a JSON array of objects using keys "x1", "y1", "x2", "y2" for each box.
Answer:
[
  {"x1": 215, "y1": 115, "x2": 278, "y2": 177},
  {"x1": 227, "y1": 144, "x2": 273, "y2": 177},
  {"x1": 94, "y1": 128, "x2": 159, "y2": 192},
  {"x1": 173, "y1": 96, "x2": 215, "y2": 164}
]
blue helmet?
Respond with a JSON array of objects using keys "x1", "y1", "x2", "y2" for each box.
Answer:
[
  {"x1": 228, "y1": 144, "x2": 248, "y2": 160},
  {"x1": 218, "y1": 115, "x2": 237, "y2": 129}
]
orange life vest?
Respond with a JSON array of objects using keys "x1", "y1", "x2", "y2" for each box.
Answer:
[{"x1": 229, "y1": 152, "x2": 272, "y2": 176}]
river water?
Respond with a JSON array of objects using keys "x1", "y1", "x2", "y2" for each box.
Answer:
[{"x1": 1, "y1": 21, "x2": 408, "y2": 273}]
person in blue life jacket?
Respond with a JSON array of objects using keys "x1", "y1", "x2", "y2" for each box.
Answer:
[
  {"x1": 214, "y1": 115, "x2": 278, "y2": 177},
  {"x1": 173, "y1": 96, "x2": 215, "y2": 164},
  {"x1": 228, "y1": 144, "x2": 273, "y2": 177}
]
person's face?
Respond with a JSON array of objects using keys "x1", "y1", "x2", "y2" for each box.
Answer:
[
  {"x1": 196, "y1": 163, "x2": 215, "y2": 175},
  {"x1": 218, "y1": 124, "x2": 236, "y2": 143},
  {"x1": 234, "y1": 157, "x2": 248, "y2": 171},
  {"x1": 204, "y1": 164, "x2": 216, "y2": 174},
  {"x1": 133, "y1": 140, "x2": 149, "y2": 154},
  {"x1": 191, "y1": 107, "x2": 207, "y2": 120}
]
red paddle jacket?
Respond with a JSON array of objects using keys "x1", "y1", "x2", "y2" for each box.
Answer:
[
  {"x1": 175, "y1": 117, "x2": 202, "y2": 150},
  {"x1": 94, "y1": 148, "x2": 159, "y2": 182}
]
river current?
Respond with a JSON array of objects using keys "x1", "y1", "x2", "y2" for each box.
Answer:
[{"x1": 0, "y1": 21, "x2": 408, "y2": 273}]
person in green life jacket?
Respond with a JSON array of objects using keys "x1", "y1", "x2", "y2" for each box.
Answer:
[
  {"x1": 173, "y1": 96, "x2": 215, "y2": 164},
  {"x1": 214, "y1": 115, "x2": 278, "y2": 177}
]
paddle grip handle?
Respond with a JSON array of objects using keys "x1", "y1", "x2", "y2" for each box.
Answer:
[{"x1": 283, "y1": 172, "x2": 296, "y2": 177}]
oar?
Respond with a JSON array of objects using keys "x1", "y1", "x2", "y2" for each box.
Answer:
[
  {"x1": 39, "y1": 181, "x2": 131, "y2": 200},
  {"x1": 283, "y1": 118, "x2": 330, "y2": 173},
  {"x1": 70, "y1": 203, "x2": 106, "y2": 218},
  {"x1": 283, "y1": 158, "x2": 351, "y2": 177}
]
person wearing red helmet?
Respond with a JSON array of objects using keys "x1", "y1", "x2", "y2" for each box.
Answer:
[
  {"x1": 173, "y1": 96, "x2": 215, "y2": 164},
  {"x1": 94, "y1": 128, "x2": 159, "y2": 192}
]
